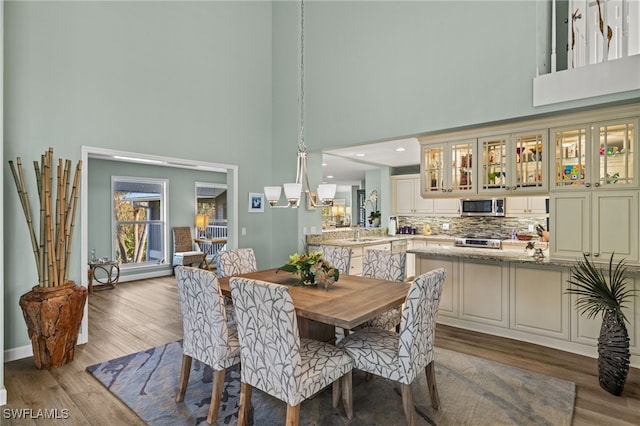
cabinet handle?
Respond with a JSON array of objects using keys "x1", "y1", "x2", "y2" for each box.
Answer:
[
  {"x1": 594, "y1": 182, "x2": 600, "y2": 187},
  {"x1": 584, "y1": 252, "x2": 590, "y2": 256},
  {"x1": 512, "y1": 186, "x2": 517, "y2": 190},
  {"x1": 447, "y1": 188, "x2": 452, "y2": 192},
  {"x1": 441, "y1": 189, "x2": 446, "y2": 193},
  {"x1": 585, "y1": 183, "x2": 591, "y2": 188},
  {"x1": 593, "y1": 252, "x2": 600, "y2": 257}
]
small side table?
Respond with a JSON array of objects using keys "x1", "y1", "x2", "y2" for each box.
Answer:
[{"x1": 88, "y1": 260, "x2": 120, "y2": 294}]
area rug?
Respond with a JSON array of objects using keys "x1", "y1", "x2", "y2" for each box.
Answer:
[{"x1": 86, "y1": 340, "x2": 575, "y2": 425}]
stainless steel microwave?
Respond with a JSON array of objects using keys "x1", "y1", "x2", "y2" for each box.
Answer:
[{"x1": 460, "y1": 198, "x2": 505, "y2": 217}]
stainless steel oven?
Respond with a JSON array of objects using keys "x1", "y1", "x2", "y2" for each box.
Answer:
[{"x1": 460, "y1": 198, "x2": 505, "y2": 217}]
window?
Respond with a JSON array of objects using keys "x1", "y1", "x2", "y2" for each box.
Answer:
[
  {"x1": 195, "y1": 182, "x2": 228, "y2": 257},
  {"x1": 112, "y1": 177, "x2": 167, "y2": 267}
]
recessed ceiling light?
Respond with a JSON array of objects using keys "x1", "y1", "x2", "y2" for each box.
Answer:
[
  {"x1": 327, "y1": 175, "x2": 334, "y2": 179},
  {"x1": 395, "y1": 147, "x2": 406, "y2": 152},
  {"x1": 355, "y1": 153, "x2": 365, "y2": 157},
  {"x1": 322, "y1": 163, "x2": 328, "y2": 166}
]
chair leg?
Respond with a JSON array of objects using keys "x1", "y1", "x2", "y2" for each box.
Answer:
[
  {"x1": 285, "y1": 404, "x2": 301, "y2": 426},
  {"x1": 237, "y1": 382, "x2": 252, "y2": 426},
  {"x1": 341, "y1": 371, "x2": 353, "y2": 420},
  {"x1": 175, "y1": 354, "x2": 192, "y2": 402},
  {"x1": 332, "y1": 380, "x2": 341, "y2": 408},
  {"x1": 425, "y1": 360, "x2": 440, "y2": 410},
  {"x1": 206, "y1": 369, "x2": 225, "y2": 424},
  {"x1": 400, "y1": 383, "x2": 417, "y2": 426}
]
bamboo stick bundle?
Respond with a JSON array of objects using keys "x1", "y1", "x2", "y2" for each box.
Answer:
[{"x1": 8, "y1": 148, "x2": 81, "y2": 288}]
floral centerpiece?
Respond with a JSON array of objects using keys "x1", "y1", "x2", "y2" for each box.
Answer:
[
  {"x1": 366, "y1": 190, "x2": 381, "y2": 226},
  {"x1": 279, "y1": 252, "x2": 339, "y2": 288}
]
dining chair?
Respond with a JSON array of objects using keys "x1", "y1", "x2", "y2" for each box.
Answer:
[
  {"x1": 174, "y1": 266, "x2": 241, "y2": 424},
  {"x1": 321, "y1": 245, "x2": 352, "y2": 275},
  {"x1": 338, "y1": 268, "x2": 446, "y2": 425},
  {"x1": 358, "y1": 249, "x2": 407, "y2": 332},
  {"x1": 216, "y1": 248, "x2": 257, "y2": 278},
  {"x1": 229, "y1": 277, "x2": 354, "y2": 425},
  {"x1": 172, "y1": 227, "x2": 208, "y2": 273}
]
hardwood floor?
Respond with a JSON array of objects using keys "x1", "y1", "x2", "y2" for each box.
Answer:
[{"x1": 3, "y1": 275, "x2": 639, "y2": 425}]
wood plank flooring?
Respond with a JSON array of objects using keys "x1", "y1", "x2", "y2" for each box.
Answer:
[{"x1": 3, "y1": 275, "x2": 639, "y2": 425}]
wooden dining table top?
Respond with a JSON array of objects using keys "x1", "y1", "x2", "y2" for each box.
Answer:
[{"x1": 217, "y1": 268, "x2": 411, "y2": 331}]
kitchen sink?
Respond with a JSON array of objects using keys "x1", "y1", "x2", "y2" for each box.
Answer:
[{"x1": 347, "y1": 238, "x2": 382, "y2": 242}]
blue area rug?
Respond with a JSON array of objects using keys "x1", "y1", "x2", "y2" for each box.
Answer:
[{"x1": 86, "y1": 340, "x2": 575, "y2": 425}]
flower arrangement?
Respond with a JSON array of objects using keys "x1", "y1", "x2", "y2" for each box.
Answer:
[
  {"x1": 366, "y1": 190, "x2": 381, "y2": 224},
  {"x1": 279, "y1": 252, "x2": 339, "y2": 288}
]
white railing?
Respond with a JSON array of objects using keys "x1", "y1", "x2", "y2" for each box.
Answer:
[{"x1": 196, "y1": 225, "x2": 228, "y2": 259}]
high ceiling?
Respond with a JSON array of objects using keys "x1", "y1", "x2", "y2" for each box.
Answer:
[{"x1": 322, "y1": 137, "x2": 421, "y2": 188}]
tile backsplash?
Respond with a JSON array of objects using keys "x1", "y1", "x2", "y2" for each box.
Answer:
[{"x1": 397, "y1": 215, "x2": 548, "y2": 238}]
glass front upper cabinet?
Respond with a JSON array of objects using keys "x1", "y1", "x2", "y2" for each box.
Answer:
[
  {"x1": 422, "y1": 139, "x2": 475, "y2": 196},
  {"x1": 478, "y1": 130, "x2": 547, "y2": 194},
  {"x1": 553, "y1": 118, "x2": 637, "y2": 190}
]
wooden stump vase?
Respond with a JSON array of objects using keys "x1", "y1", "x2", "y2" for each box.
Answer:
[{"x1": 19, "y1": 282, "x2": 87, "y2": 369}]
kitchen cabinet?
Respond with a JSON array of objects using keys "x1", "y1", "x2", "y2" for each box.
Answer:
[
  {"x1": 348, "y1": 242, "x2": 392, "y2": 276},
  {"x1": 416, "y1": 256, "x2": 458, "y2": 318},
  {"x1": 510, "y1": 263, "x2": 570, "y2": 340},
  {"x1": 478, "y1": 130, "x2": 548, "y2": 195},
  {"x1": 505, "y1": 196, "x2": 548, "y2": 215},
  {"x1": 421, "y1": 139, "x2": 476, "y2": 197},
  {"x1": 551, "y1": 118, "x2": 637, "y2": 191},
  {"x1": 392, "y1": 175, "x2": 434, "y2": 214},
  {"x1": 550, "y1": 190, "x2": 639, "y2": 263},
  {"x1": 459, "y1": 260, "x2": 509, "y2": 328},
  {"x1": 406, "y1": 239, "x2": 427, "y2": 279}
]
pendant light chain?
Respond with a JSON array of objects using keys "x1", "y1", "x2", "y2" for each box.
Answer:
[{"x1": 298, "y1": 0, "x2": 306, "y2": 154}]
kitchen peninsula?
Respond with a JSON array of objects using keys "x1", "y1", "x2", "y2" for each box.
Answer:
[{"x1": 308, "y1": 228, "x2": 639, "y2": 368}]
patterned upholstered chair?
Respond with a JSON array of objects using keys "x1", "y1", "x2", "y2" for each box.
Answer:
[
  {"x1": 230, "y1": 277, "x2": 354, "y2": 425},
  {"x1": 174, "y1": 266, "x2": 241, "y2": 424},
  {"x1": 338, "y1": 268, "x2": 446, "y2": 424},
  {"x1": 357, "y1": 249, "x2": 407, "y2": 331},
  {"x1": 172, "y1": 227, "x2": 207, "y2": 273},
  {"x1": 216, "y1": 248, "x2": 257, "y2": 278},
  {"x1": 321, "y1": 245, "x2": 352, "y2": 275}
]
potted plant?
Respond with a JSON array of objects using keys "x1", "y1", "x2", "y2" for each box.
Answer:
[
  {"x1": 9, "y1": 148, "x2": 87, "y2": 369},
  {"x1": 366, "y1": 190, "x2": 381, "y2": 227},
  {"x1": 565, "y1": 253, "x2": 637, "y2": 395}
]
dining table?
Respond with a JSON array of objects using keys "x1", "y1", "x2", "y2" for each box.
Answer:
[{"x1": 217, "y1": 268, "x2": 411, "y2": 342}]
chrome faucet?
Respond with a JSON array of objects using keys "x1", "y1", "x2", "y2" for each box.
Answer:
[{"x1": 354, "y1": 226, "x2": 361, "y2": 241}]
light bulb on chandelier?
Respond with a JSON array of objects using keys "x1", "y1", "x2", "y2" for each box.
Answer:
[{"x1": 264, "y1": 0, "x2": 336, "y2": 209}]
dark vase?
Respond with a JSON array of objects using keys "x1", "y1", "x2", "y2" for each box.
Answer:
[
  {"x1": 598, "y1": 310, "x2": 630, "y2": 396},
  {"x1": 300, "y1": 269, "x2": 316, "y2": 286}
]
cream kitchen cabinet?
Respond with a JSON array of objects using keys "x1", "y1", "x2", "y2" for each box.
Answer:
[
  {"x1": 551, "y1": 118, "x2": 637, "y2": 191},
  {"x1": 550, "y1": 190, "x2": 639, "y2": 263},
  {"x1": 392, "y1": 175, "x2": 434, "y2": 214},
  {"x1": 406, "y1": 239, "x2": 427, "y2": 279},
  {"x1": 459, "y1": 260, "x2": 509, "y2": 328},
  {"x1": 416, "y1": 256, "x2": 458, "y2": 318},
  {"x1": 421, "y1": 139, "x2": 476, "y2": 197},
  {"x1": 510, "y1": 263, "x2": 570, "y2": 340},
  {"x1": 505, "y1": 196, "x2": 548, "y2": 215},
  {"x1": 478, "y1": 130, "x2": 548, "y2": 195}
]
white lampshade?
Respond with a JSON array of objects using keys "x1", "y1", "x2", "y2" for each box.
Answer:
[
  {"x1": 317, "y1": 183, "x2": 337, "y2": 203},
  {"x1": 264, "y1": 186, "x2": 282, "y2": 206},
  {"x1": 283, "y1": 183, "x2": 302, "y2": 206}
]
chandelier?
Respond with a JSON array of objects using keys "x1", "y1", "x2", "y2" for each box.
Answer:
[{"x1": 264, "y1": 0, "x2": 336, "y2": 208}]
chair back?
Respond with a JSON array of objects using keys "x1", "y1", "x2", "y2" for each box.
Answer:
[
  {"x1": 362, "y1": 249, "x2": 406, "y2": 282},
  {"x1": 217, "y1": 248, "x2": 257, "y2": 278},
  {"x1": 175, "y1": 266, "x2": 238, "y2": 369},
  {"x1": 321, "y1": 245, "x2": 352, "y2": 275},
  {"x1": 397, "y1": 268, "x2": 446, "y2": 383},
  {"x1": 230, "y1": 277, "x2": 302, "y2": 405},
  {"x1": 173, "y1": 227, "x2": 195, "y2": 252}
]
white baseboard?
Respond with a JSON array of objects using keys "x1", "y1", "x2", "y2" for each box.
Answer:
[
  {"x1": 3, "y1": 344, "x2": 33, "y2": 363},
  {"x1": 0, "y1": 388, "x2": 6, "y2": 406}
]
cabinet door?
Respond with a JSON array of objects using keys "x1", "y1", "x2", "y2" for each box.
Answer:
[
  {"x1": 459, "y1": 260, "x2": 509, "y2": 328},
  {"x1": 592, "y1": 191, "x2": 639, "y2": 263},
  {"x1": 592, "y1": 118, "x2": 637, "y2": 189},
  {"x1": 478, "y1": 135, "x2": 509, "y2": 193},
  {"x1": 449, "y1": 140, "x2": 476, "y2": 195},
  {"x1": 506, "y1": 196, "x2": 548, "y2": 215},
  {"x1": 552, "y1": 125, "x2": 591, "y2": 190},
  {"x1": 423, "y1": 145, "x2": 446, "y2": 193},
  {"x1": 394, "y1": 178, "x2": 417, "y2": 214},
  {"x1": 550, "y1": 192, "x2": 591, "y2": 259},
  {"x1": 416, "y1": 256, "x2": 458, "y2": 318},
  {"x1": 512, "y1": 130, "x2": 547, "y2": 193},
  {"x1": 432, "y1": 198, "x2": 459, "y2": 214},
  {"x1": 510, "y1": 264, "x2": 570, "y2": 340}
]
